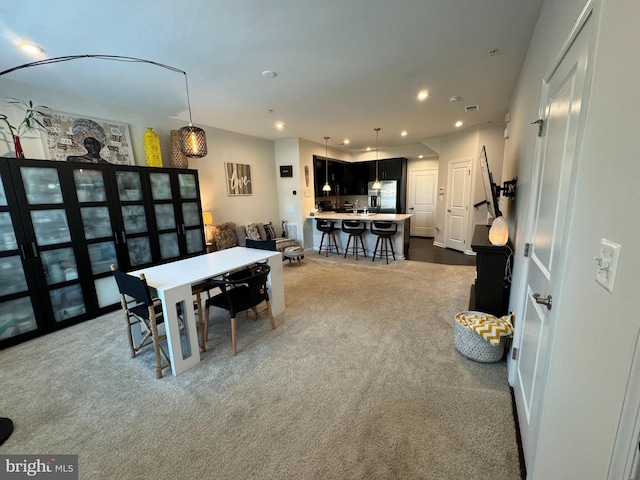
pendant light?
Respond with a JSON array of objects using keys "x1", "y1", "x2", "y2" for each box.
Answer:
[
  {"x1": 371, "y1": 128, "x2": 382, "y2": 190},
  {"x1": 178, "y1": 72, "x2": 208, "y2": 158},
  {"x1": 322, "y1": 136, "x2": 332, "y2": 193}
]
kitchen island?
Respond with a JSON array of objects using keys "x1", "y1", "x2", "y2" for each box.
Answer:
[{"x1": 307, "y1": 212, "x2": 412, "y2": 259}]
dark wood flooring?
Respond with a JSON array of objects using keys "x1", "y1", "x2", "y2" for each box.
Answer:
[{"x1": 407, "y1": 237, "x2": 476, "y2": 266}]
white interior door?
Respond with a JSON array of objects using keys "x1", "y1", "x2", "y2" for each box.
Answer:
[
  {"x1": 511, "y1": 11, "x2": 593, "y2": 470},
  {"x1": 445, "y1": 159, "x2": 470, "y2": 252},
  {"x1": 408, "y1": 168, "x2": 438, "y2": 237}
]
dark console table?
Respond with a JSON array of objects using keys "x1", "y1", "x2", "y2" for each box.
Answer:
[{"x1": 469, "y1": 224, "x2": 511, "y2": 316}]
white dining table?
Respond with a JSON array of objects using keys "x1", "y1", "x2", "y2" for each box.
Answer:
[{"x1": 130, "y1": 247, "x2": 284, "y2": 376}]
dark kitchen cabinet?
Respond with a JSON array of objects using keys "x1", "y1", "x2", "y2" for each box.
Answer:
[
  {"x1": 0, "y1": 158, "x2": 206, "y2": 350},
  {"x1": 368, "y1": 158, "x2": 406, "y2": 181}
]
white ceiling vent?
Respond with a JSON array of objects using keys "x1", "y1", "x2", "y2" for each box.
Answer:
[{"x1": 465, "y1": 105, "x2": 480, "y2": 112}]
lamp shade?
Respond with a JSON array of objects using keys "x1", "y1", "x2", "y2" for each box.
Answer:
[
  {"x1": 489, "y1": 216, "x2": 509, "y2": 246},
  {"x1": 202, "y1": 211, "x2": 213, "y2": 225},
  {"x1": 179, "y1": 125, "x2": 207, "y2": 158}
]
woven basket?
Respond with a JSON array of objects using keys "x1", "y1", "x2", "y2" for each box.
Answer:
[
  {"x1": 170, "y1": 130, "x2": 189, "y2": 168},
  {"x1": 454, "y1": 311, "x2": 506, "y2": 363}
]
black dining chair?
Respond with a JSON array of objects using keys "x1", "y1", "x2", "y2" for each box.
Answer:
[
  {"x1": 111, "y1": 264, "x2": 172, "y2": 379},
  {"x1": 204, "y1": 263, "x2": 276, "y2": 356}
]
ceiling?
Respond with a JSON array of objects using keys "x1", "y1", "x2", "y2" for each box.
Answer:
[{"x1": 0, "y1": 0, "x2": 543, "y2": 156}]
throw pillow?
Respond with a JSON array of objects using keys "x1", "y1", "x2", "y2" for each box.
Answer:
[
  {"x1": 235, "y1": 226, "x2": 247, "y2": 247},
  {"x1": 256, "y1": 223, "x2": 267, "y2": 240},
  {"x1": 245, "y1": 223, "x2": 261, "y2": 241},
  {"x1": 264, "y1": 222, "x2": 277, "y2": 239},
  {"x1": 213, "y1": 222, "x2": 238, "y2": 250}
]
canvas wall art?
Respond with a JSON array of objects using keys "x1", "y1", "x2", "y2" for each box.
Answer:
[
  {"x1": 225, "y1": 162, "x2": 252, "y2": 196},
  {"x1": 42, "y1": 111, "x2": 135, "y2": 165}
]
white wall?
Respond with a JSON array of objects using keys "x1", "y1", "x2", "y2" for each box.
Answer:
[
  {"x1": 431, "y1": 125, "x2": 505, "y2": 248},
  {"x1": 504, "y1": 0, "x2": 640, "y2": 477},
  {"x1": 275, "y1": 137, "x2": 351, "y2": 248},
  {"x1": 0, "y1": 77, "x2": 280, "y2": 232}
]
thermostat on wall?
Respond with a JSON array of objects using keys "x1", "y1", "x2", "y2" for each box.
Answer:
[{"x1": 280, "y1": 165, "x2": 293, "y2": 177}]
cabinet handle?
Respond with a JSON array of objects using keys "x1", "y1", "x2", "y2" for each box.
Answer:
[
  {"x1": 113, "y1": 231, "x2": 119, "y2": 245},
  {"x1": 181, "y1": 224, "x2": 186, "y2": 235},
  {"x1": 121, "y1": 231, "x2": 127, "y2": 244},
  {"x1": 20, "y1": 243, "x2": 28, "y2": 260},
  {"x1": 30, "y1": 242, "x2": 38, "y2": 258}
]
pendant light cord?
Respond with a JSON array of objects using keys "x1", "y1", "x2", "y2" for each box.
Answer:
[{"x1": 0, "y1": 54, "x2": 194, "y2": 124}]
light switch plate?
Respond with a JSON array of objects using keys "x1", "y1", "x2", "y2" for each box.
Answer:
[{"x1": 595, "y1": 238, "x2": 621, "y2": 293}]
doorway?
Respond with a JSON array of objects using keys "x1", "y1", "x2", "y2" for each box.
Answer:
[
  {"x1": 408, "y1": 167, "x2": 438, "y2": 237},
  {"x1": 444, "y1": 158, "x2": 471, "y2": 253}
]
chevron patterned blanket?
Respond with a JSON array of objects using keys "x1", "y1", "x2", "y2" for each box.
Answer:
[{"x1": 455, "y1": 312, "x2": 514, "y2": 346}]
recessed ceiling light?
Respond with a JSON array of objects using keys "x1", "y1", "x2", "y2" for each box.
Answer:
[
  {"x1": 417, "y1": 90, "x2": 429, "y2": 101},
  {"x1": 19, "y1": 42, "x2": 43, "y2": 54},
  {"x1": 366, "y1": 146, "x2": 371, "y2": 151},
  {"x1": 262, "y1": 70, "x2": 277, "y2": 78},
  {"x1": 455, "y1": 121, "x2": 463, "y2": 128},
  {"x1": 401, "y1": 131, "x2": 408, "y2": 137},
  {"x1": 448, "y1": 95, "x2": 460, "y2": 103},
  {"x1": 418, "y1": 155, "x2": 424, "y2": 159},
  {"x1": 275, "y1": 122, "x2": 285, "y2": 129},
  {"x1": 342, "y1": 139, "x2": 350, "y2": 145}
]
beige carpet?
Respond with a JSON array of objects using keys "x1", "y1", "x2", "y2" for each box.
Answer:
[{"x1": 0, "y1": 254, "x2": 521, "y2": 479}]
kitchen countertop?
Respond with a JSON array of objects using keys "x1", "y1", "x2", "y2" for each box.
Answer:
[{"x1": 308, "y1": 212, "x2": 413, "y2": 222}]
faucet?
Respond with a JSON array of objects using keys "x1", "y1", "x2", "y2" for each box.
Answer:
[{"x1": 354, "y1": 199, "x2": 359, "y2": 213}]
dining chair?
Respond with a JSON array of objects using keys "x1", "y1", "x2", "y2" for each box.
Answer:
[
  {"x1": 111, "y1": 264, "x2": 172, "y2": 379},
  {"x1": 204, "y1": 263, "x2": 275, "y2": 356}
]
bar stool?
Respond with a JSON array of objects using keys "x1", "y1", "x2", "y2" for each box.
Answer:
[
  {"x1": 371, "y1": 221, "x2": 398, "y2": 264},
  {"x1": 341, "y1": 220, "x2": 367, "y2": 260},
  {"x1": 316, "y1": 219, "x2": 340, "y2": 256}
]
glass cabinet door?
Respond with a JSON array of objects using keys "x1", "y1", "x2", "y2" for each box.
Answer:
[
  {"x1": 176, "y1": 172, "x2": 205, "y2": 256},
  {"x1": 116, "y1": 170, "x2": 153, "y2": 268},
  {"x1": 0, "y1": 177, "x2": 38, "y2": 342},
  {"x1": 17, "y1": 165, "x2": 87, "y2": 325},
  {"x1": 73, "y1": 167, "x2": 119, "y2": 309},
  {"x1": 150, "y1": 171, "x2": 181, "y2": 261}
]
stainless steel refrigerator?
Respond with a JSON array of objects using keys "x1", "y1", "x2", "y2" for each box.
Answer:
[{"x1": 368, "y1": 180, "x2": 398, "y2": 213}]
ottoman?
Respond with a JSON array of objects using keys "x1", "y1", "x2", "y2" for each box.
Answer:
[{"x1": 284, "y1": 246, "x2": 304, "y2": 264}]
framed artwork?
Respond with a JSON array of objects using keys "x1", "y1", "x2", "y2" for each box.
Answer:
[
  {"x1": 42, "y1": 111, "x2": 135, "y2": 165},
  {"x1": 225, "y1": 163, "x2": 253, "y2": 196}
]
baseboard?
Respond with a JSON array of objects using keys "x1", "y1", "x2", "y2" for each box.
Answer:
[
  {"x1": 433, "y1": 241, "x2": 445, "y2": 248},
  {"x1": 510, "y1": 387, "x2": 528, "y2": 479}
]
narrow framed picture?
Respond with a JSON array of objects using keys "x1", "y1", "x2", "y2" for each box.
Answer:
[
  {"x1": 280, "y1": 165, "x2": 293, "y2": 177},
  {"x1": 225, "y1": 162, "x2": 253, "y2": 196}
]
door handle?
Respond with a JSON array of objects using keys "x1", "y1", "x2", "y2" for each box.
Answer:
[
  {"x1": 447, "y1": 209, "x2": 452, "y2": 213},
  {"x1": 532, "y1": 293, "x2": 553, "y2": 310}
]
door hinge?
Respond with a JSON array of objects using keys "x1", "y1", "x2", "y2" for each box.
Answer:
[
  {"x1": 524, "y1": 243, "x2": 532, "y2": 257},
  {"x1": 512, "y1": 347, "x2": 519, "y2": 360},
  {"x1": 532, "y1": 119, "x2": 544, "y2": 137}
]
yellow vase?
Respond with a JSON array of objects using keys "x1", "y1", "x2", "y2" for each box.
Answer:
[{"x1": 144, "y1": 127, "x2": 163, "y2": 167}]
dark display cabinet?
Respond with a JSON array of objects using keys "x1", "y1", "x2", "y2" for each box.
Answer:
[
  {"x1": 469, "y1": 224, "x2": 511, "y2": 316},
  {"x1": 0, "y1": 158, "x2": 206, "y2": 349}
]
